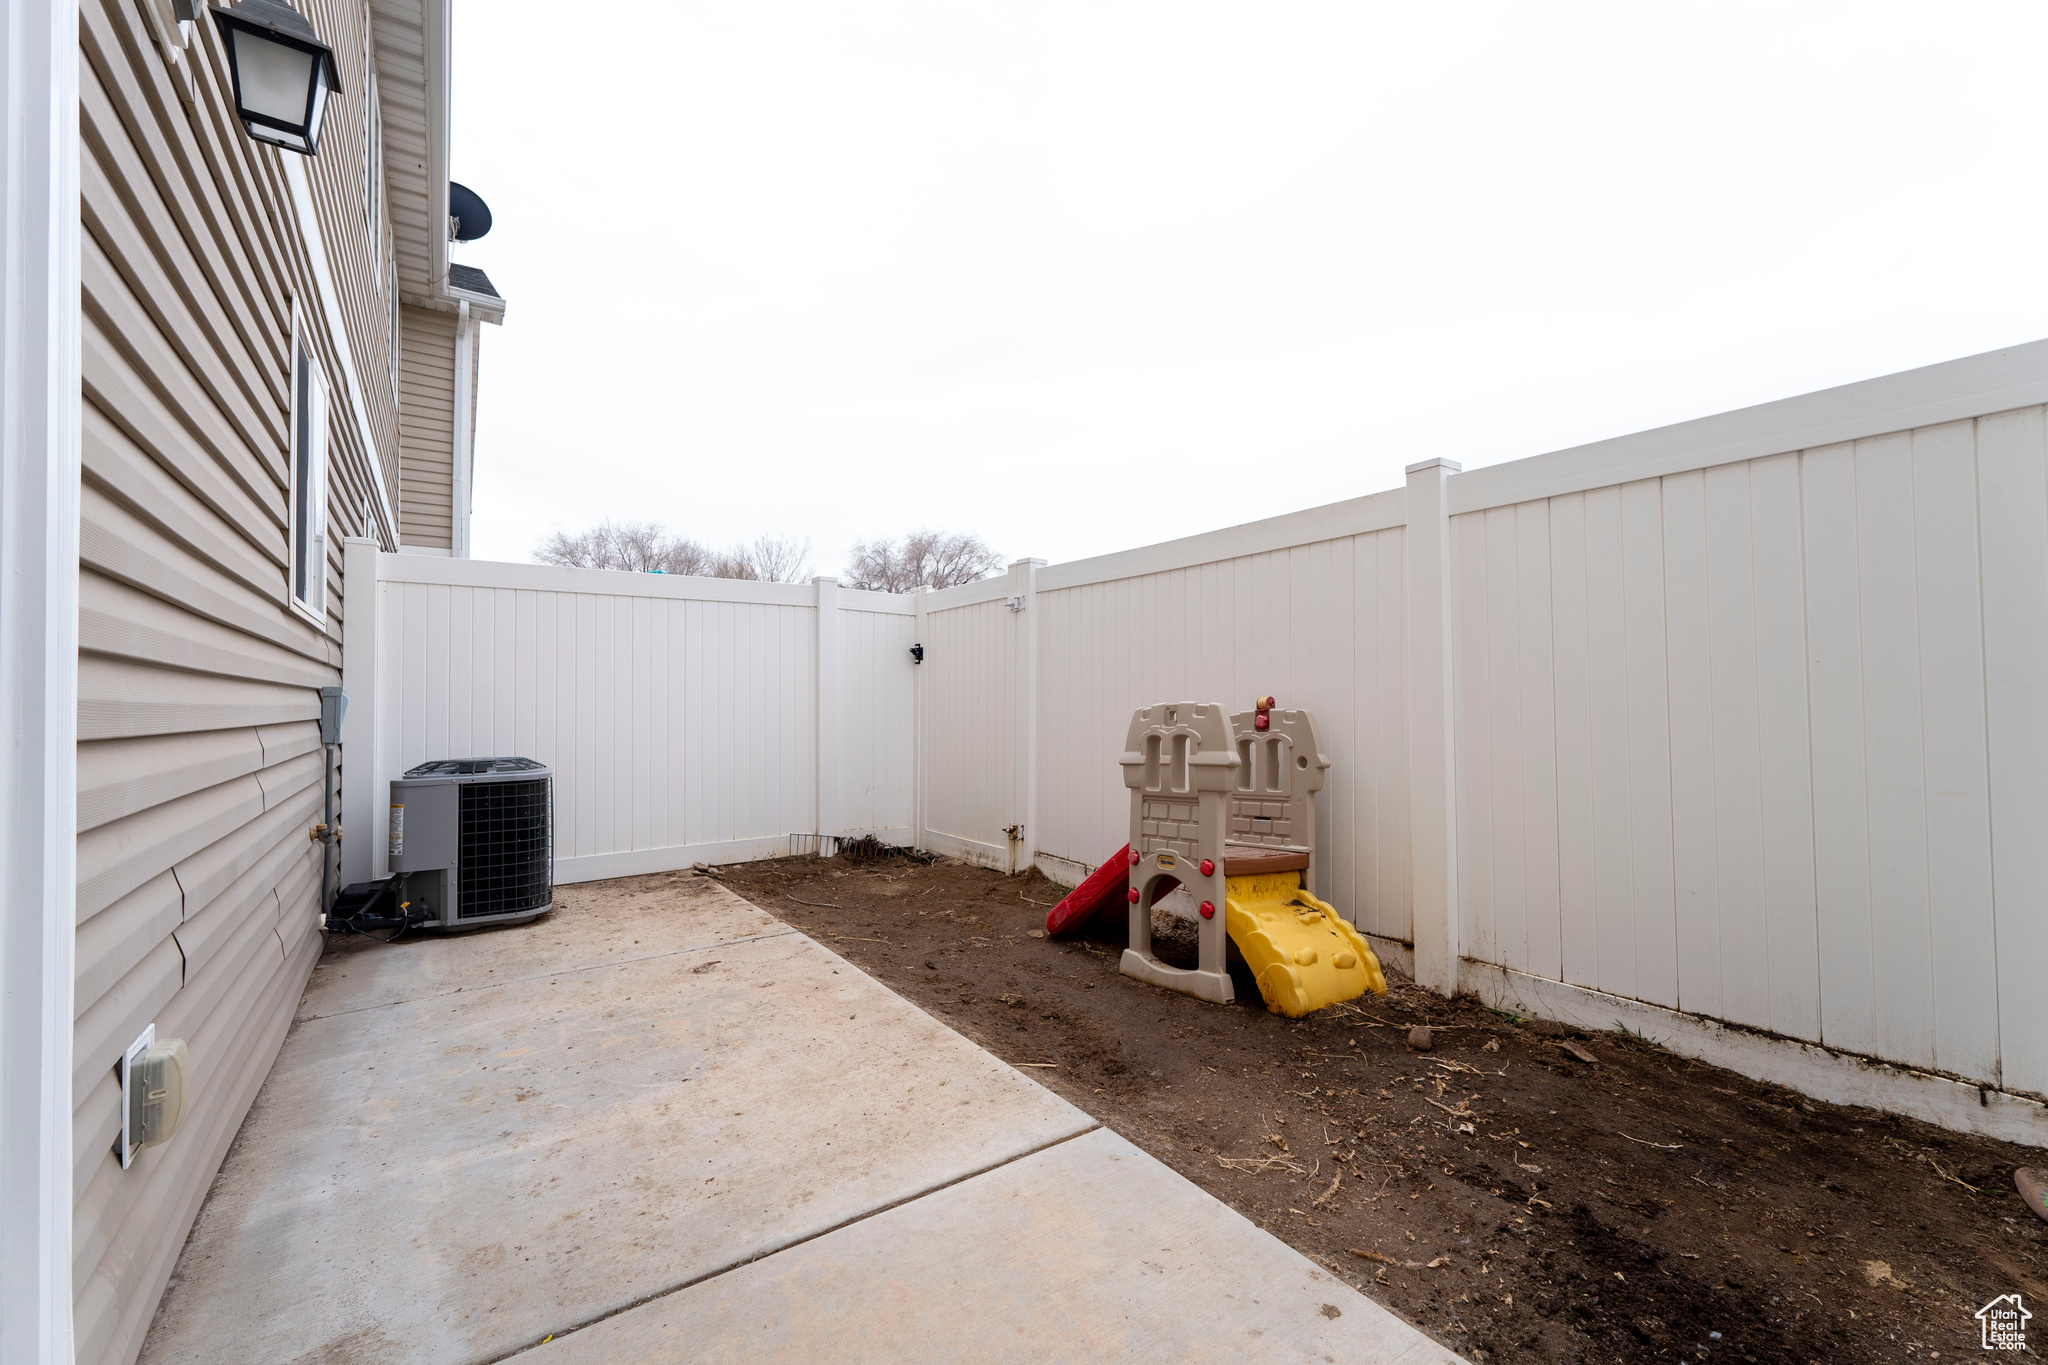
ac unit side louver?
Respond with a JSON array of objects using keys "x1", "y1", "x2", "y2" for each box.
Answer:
[{"x1": 387, "y1": 757, "x2": 553, "y2": 929}]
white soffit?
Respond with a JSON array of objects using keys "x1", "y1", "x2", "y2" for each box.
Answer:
[{"x1": 369, "y1": 0, "x2": 449, "y2": 310}]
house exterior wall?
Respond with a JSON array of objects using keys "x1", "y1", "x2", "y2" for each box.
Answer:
[
  {"x1": 73, "y1": 0, "x2": 399, "y2": 1359},
  {"x1": 397, "y1": 301, "x2": 456, "y2": 549}
]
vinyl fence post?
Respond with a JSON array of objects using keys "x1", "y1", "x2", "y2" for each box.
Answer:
[
  {"x1": 1405, "y1": 458, "x2": 1462, "y2": 997},
  {"x1": 912, "y1": 585, "x2": 928, "y2": 854},
  {"x1": 1011, "y1": 558, "x2": 1045, "y2": 875},
  {"x1": 814, "y1": 576, "x2": 841, "y2": 852}
]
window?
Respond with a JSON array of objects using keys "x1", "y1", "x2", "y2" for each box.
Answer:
[{"x1": 289, "y1": 321, "x2": 330, "y2": 622}]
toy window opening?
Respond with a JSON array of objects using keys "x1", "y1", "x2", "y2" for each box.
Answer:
[{"x1": 1264, "y1": 738, "x2": 1285, "y2": 792}]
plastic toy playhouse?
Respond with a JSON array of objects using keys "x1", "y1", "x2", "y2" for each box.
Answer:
[{"x1": 1052, "y1": 699, "x2": 1386, "y2": 1017}]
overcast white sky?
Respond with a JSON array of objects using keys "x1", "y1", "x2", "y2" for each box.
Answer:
[{"x1": 450, "y1": 2, "x2": 2048, "y2": 576}]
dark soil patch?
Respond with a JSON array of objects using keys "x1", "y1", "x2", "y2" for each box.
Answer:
[{"x1": 717, "y1": 853, "x2": 2046, "y2": 1364}]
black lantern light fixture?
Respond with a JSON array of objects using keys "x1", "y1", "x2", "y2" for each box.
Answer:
[{"x1": 210, "y1": 0, "x2": 341, "y2": 156}]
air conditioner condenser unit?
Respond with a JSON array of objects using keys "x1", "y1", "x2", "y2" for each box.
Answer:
[{"x1": 387, "y1": 757, "x2": 554, "y2": 929}]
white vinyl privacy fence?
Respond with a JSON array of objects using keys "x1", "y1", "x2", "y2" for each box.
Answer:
[{"x1": 342, "y1": 340, "x2": 2048, "y2": 1141}]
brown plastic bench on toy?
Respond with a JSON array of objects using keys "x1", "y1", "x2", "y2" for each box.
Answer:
[{"x1": 1221, "y1": 847, "x2": 1308, "y2": 877}]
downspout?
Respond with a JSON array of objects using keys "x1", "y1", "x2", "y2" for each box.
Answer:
[{"x1": 450, "y1": 298, "x2": 470, "y2": 557}]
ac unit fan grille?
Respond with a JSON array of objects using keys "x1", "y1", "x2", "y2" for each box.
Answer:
[{"x1": 457, "y1": 778, "x2": 552, "y2": 918}]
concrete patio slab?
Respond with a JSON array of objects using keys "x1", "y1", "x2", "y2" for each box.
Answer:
[
  {"x1": 511, "y1": 1125, "x2": 1462, "y2": 1365},
  {"x1": 138, "y1": 875, "x2": 1095, "y2": 1365},
  {"x1": 296, "y1": 869, "x2": 785, "y2": 1019}
]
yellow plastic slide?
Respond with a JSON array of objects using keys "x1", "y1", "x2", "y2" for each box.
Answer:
[{"x1": 1223, "y1": 872, "x2": 1387, "y2": 1017}]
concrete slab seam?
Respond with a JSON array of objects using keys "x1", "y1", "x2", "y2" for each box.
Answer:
[
  {"x1": 476, "y1": 1121, "x2": 1105, "y2": 1365},
  {"x1": 297, "y1": 928, "x2": 802, "y2": 1022}
]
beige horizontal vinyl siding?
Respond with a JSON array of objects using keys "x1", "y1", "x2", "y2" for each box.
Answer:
[
  {"x1": 74, "y1": 0, "x2": 396, "y2": 1359},
  {"x1": 399, "y1": 303, "x2": 457, "y2": 549}
]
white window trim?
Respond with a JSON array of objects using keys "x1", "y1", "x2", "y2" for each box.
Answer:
[
  {"x1": 387, "y1": 241, "x2": 400, "y2": 396},
  {"x1": 280, "y1": 155, "x2": 395, "y2": 547},
  {"x1": 287, "y1": 306, "x2": 331, "y2": 627},
  {"x1": 366, "y1": 73, "x2": 382, "y2": 291}
]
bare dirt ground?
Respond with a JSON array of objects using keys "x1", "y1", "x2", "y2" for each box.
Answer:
[{"x1": 712, "y1": 852, "x2": 2046, "y2": 1365}]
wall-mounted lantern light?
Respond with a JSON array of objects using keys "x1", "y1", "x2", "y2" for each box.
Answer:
[{"x1": 210, "y1": 0, "x2": 341, "y2": 156}]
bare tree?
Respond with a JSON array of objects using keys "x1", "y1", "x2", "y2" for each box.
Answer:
[
  {"x1": 534, "y1": 521, "x2": 810, "y2": 583},
  {"x1": 731, "y1": 535, "x2": 814, "y2": 584},
  {"x1": 844, "y1": 531, "x2": 1003, "y2": 593},
  {"x1": 708, "y1": 535, "x2": 813, "y2": 583},
  {"x1": 535, "y1": 520, "x2": 705, "y2": 573}
]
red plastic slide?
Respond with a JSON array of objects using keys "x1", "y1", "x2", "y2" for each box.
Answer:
[{"x1": 1046, "y1": 845, "x2": 1177, "y2": 936}]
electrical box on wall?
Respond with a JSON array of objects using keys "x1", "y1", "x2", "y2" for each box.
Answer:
[
  {"x1": 319, "y1": 685, "x2": 347, "y2": 743},
  {"x1": 119, "y1": 1026, "x2": 190, "y2": 1169}
]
